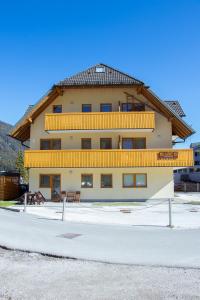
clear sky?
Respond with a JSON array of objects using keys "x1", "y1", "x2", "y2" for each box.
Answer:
[{"x1": 0, "y1": 0, "x2": 199, "y2": 147}]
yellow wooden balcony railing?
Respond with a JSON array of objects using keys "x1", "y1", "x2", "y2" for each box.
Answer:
[
  {"x1": 24, "y1": 149, "x2": 193, "y2": 168},
  {"x1": 44, "y1": 111, "x2": 155, "y2": 131}
]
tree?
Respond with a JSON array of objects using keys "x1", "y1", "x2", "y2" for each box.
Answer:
[{"x1": 16, "y1": 150, "x2": 28, "y2": 183}]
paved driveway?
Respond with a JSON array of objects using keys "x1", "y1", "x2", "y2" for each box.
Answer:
[{"x1": 0, "y1": 209, "x2": 200, "y2": 267}]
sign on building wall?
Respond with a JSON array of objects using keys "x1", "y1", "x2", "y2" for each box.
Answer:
[{"x1": 158, "y1": 152, "x2": 178, "y2": 160}]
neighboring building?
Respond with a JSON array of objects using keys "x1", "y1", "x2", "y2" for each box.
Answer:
[
  {"x1": 174, "y1": 143, "x2": 200, "y2": 183},
  {"x1": 10, "y1": 64, "x2": 194, "y2": 201},
  {"x1": 191, "y1": 142, "x2": 200, "y2": 167}
]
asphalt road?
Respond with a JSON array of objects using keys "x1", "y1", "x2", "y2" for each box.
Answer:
[{"x1": 0, "y1": 209, "x2": 200, "y2": 267}]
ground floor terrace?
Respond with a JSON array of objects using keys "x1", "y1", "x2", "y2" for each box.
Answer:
[{"x1": 29, "y1": 167, "x2": 174, "y2": 200}]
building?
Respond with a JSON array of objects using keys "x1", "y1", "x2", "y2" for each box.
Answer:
[
  {"x1": 10, "y1": 64, "x2": 194, "y2": 201},
  {"x1": 0, "y1": 171, "x2": 20, "y2": 200},
  {"x1": 174, "y1": 142, "x2": 200, "y2": 183}
]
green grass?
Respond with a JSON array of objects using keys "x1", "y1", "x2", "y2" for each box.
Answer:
[
  {"x1": 186, "y1": 201, "x2": 200, "y2": 205},
  {"x1": 93, "y1": 202, "x2": 142, "y2": 207},
  {"x1": 0, "y1": 201, "x2": 17, "y2": 207}
]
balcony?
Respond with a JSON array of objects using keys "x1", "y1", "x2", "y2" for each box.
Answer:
[
  {"x1": 24, "y1": 149, "x2": 194, "y2": 168},
  {"x1": 44, "y1": 111, "x2": 155, "y2": 132}
]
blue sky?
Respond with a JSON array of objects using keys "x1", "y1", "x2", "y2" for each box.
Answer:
[{"x1": 0, "y1": 0, "x2": 199, "y2": 147}]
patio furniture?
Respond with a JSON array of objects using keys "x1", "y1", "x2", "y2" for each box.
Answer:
[
  {"x1": 34, "y1": 191, "x2": 45, "y2": 205},
  {"x1": 66, "y1": 192, "x2": 76, "y2": 202},
  {"x1": 28, "y1": 192, "x2": 36, "y2": 205},
  {"x1": 66, "y1": 191, "x2": 81, "y2": 202},
  {"x1": 75, "y1": 191, "x2": 80, "y2": 202}
]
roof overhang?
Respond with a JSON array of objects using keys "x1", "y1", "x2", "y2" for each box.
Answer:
[
  {"x1": 140, "y1": 87, "x2": 195, "y2": 140},
  {"x1": 10, "y1": 84, "x2": 195, "y2": 142}
]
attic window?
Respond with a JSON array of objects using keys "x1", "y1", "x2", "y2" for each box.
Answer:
[{"x1": 95, "y1": 66, "x2": 105, "y2": 73}]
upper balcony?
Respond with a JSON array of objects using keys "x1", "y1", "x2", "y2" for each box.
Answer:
[
  {"x1": 44, "y1": 111, "x2": 155, "y2": 133},
  {"x1": 24, "y1": 149, "x2": 194, "y2": 168}
]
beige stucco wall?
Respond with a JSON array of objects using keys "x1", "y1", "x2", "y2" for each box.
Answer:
[
  {"x1": 30, "y1": 87, "x2": 172, "y2": 150},
  {"x1": 29, "y1": 167, "x2": 174, "y2": 200},
  {"x1": 28, "y1": 87, "x2": 174, "y2": 201}
]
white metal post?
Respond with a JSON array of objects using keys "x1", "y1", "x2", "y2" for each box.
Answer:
[
  {"x1": 168, "y1": 198, "x2": 173, "y2": 228},
  {"x1": 24, "y1": 193, "x2": 27, "y2": 212},
  {"x1": 62, "y1": 196, "x2": 66, "y2": 221}
]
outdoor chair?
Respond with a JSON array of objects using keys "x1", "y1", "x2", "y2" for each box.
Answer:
[
  {"x1": 34, "y1": 191, "x2": 45, "y2": 205},
  {"x1": 66, "y1": 192, "x2": 76, "y2": 202},
  {"x1": 75, "y1": 191, "x2": 81, "y2": 202}
]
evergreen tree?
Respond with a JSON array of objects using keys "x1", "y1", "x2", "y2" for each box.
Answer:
[{"x1": 16, "y1": 150, "x2": 28, "y2": 183}]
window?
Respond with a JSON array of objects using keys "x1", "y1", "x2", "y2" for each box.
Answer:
[
  {"x1": 82, "y1": 104, "x2": 92, "y2": 112},
  {"x1": 123, "y1": 174, "x2": 134, "y2": 187},
  {"x1": 122, "y1": 138, "x2": 134, "y2": 149},
  {"x1": 123, "y1": 174, "x2": 147, "y2": 188},
  {"x1": 95, "y1": 66, "x2": 105, "y2": 73},
  {"x1": 81, "y1": 174, "x2": 93, "y2": 188},
  {"x1": 100, "y1": 103, "x2": 112, "y2": 112},
  {"x1": 101, "y1": 174, "x2": 112, "y2": 188},
  {"x1": 133, "y1": 103, "x2": 145, "y2": 111},
  {"x1": 40, "y1": 175, "x2": 50, "y2": 187},
  {"x1": 100, "y1": 138, "x2": 112, "y2": 149},
  {"x1": 122, "y1": 138, "x2": 146, "y2": 149},
  {"x1": 133, "y1": 138, "x2": 146, "y2": 149},
  {"x1": 81, "y1": 138, "x2": 91, "y2": 149},
  {"x1": 121, "y1": 102, "x2": 145, "y2": 112},
  {"x1": 40, "y1": 139, "x2": 61, "y2": 150},
  {"x1": 122, "y1": 103, "x2": 133, "y2": 112},
  {"x1": 53, "y1": 105, "x2": 62, "y2": 113},
  {"x1": 135, "y1": 174, "x2": 147, "y2": 187}
]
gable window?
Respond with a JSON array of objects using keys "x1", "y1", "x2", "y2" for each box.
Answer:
[
  {"x1": 122, "y1": 103, "x2": 133, "y2": 112},
  {"x1": 82, "y1": 104, "x2": 92, "y2": 112},
  {"x1": 121, "y1": 102, "x2": 145, "y2": 112},
  {"x1": 81, "y1": 138, "x2": 92, "y2": 149},
  {"x1": 122, "y1": 138, "x2": 146, "y2": 149},
  {"x1": 53, "y1": 105, "x2": 62, "y2": 113},
  {"x1": 101, "y1": 174, "x2": 112, "y2": 188},
  {"x1": 81, "y1": 174, "x2": 93, "y2": 188},
  {"x1": 133, "y1": 103, "x2": 145, "y2": 111},
  {"x1": 40, "y1": 139, "x2": 61, "y2": 150},
  {"x1": 100, "y1": 103, "x2": 112, "y2": 112},
  {"x1": 100, "y1": 138, "x2": 112, "y2": 149}
]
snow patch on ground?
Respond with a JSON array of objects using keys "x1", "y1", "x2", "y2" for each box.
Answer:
[{"x1": 14, "y1": 193, "x2": 200, "y2": 228}]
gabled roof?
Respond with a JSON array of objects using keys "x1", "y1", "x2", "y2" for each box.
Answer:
[
  {"x1": 164, "y1": 100, "x2": 186, "y2": 117},
  {"x1": 9, "y1": 63, "x2": 195, "y2": 142},
  {"x1": 57, "y1": 63, "x2": 144, "y2": 86}
]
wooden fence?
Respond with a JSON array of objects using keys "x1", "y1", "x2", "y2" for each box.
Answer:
[{"x1": 175, "y1": 182, "x2": 200, "y2": 192}]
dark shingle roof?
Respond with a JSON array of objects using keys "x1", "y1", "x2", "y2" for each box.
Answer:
[
  {"x1": 164, "y1": 100, "x2": 186, "y2": 117},
  {"x1": 57, "y1": 63, "x2": 144, "y2": 87}
]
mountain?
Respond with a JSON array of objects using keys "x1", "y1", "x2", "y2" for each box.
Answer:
[{"x1": 0, "y1": 120, "x2": 22, "y2": 171}]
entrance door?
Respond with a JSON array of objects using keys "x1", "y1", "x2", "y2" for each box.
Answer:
[{"x1": 51, "y1": 175, "x2": 61, "y2": 201}]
